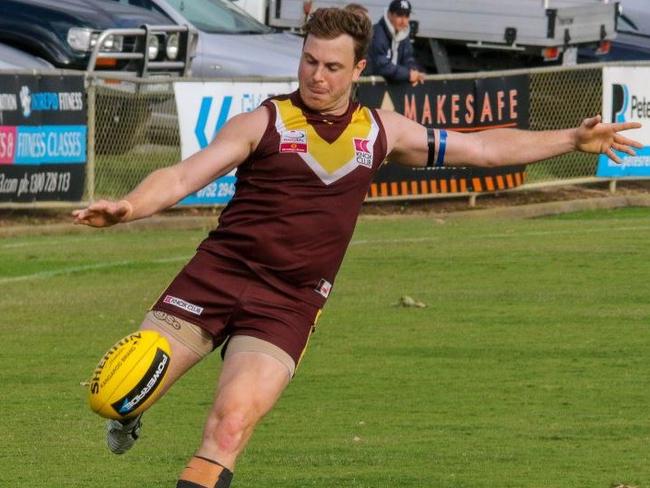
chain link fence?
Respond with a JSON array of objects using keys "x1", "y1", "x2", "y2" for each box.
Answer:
[
  {"x1": 84, "y1": 63, "x2": 637, "y2": 202},
  {"x1": 528, "y1": 65, "x2": 602, "y2": 185},
  {"x1": 88, "y1": 78, "x2": 180, "y2": 201}
]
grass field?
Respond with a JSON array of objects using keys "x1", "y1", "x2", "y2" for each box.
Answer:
[{"x1": 1, "y1": 208, "x2": 649, "y2": 487}]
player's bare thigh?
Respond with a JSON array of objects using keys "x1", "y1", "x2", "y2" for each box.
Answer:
[{"x1": 140, "y1": 310, "x2": 213, "y2": 396}]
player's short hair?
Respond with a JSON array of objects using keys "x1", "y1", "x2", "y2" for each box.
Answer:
[
  {"x1": 303, "y1": 7, "x2": 373, "y2": 63},
  {"x1": 344, "y1": 3, "x2": 370, "y2": 18}
]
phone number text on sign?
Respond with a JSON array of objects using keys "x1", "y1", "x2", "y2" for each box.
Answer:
[
  {"x1": 0, "y1": 170, "x2": 72, "y2": 198},
  {"x1": 181, "y1": 175, "x2": 236, "y2": 205}
]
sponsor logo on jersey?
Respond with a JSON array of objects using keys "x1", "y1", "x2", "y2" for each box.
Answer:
[
  {"x1": 279, "y1": 129, "x2": 307, "y2": 153},
  {"x1": 314, "y1": 278, "x2": 332, "y2": 298},
  {"x1": 353, "y1": 138, "x2": 373, "y2": 168},
  {"x1": 163, "y1": 295, "x2": 203, "y2": 315}
]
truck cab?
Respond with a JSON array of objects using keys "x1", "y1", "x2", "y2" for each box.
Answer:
[{"x1": 265, "y1": 0, "x2": 619, "y2": 72}]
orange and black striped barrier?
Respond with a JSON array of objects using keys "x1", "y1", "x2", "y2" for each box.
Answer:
[{"x1": 368, "y1": 164, "x2": 526, "y2": 199}]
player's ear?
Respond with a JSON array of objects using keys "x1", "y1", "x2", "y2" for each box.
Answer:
[{"x1": 352, "y1": 58, "x2": 367, "y2": 80}]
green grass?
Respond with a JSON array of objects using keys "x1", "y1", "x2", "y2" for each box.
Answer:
[{"x1": 1, "y1": 208, "x2": 650, "y2": 487}]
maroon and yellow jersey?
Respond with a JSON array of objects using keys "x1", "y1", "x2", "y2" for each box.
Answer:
[{"x1": 199, "y1": 91, "x2": 388, "y2": 307}]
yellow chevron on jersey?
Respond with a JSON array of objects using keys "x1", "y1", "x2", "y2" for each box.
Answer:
[{"x1": 271, "y1": 98, "x2": 380, "y2": 185}]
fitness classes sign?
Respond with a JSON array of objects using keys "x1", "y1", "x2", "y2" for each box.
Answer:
[
  {"x1": 0, "y1": 74, "x2": 86, "y2": 202},
  {"x1": 356, "y1": 75, "x2": 530, "y2": 198}
]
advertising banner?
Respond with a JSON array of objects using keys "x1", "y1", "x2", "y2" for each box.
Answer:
[
  {"x1": 0, "y1": 74, "x2": 86, "y2": 202},
  {"x1": 356, "y1": 75, "x2": 530, "y2": 198},
  {"x1": 174, "y1": 81, "x2": 298, "y2": 205},
  {"x1": 597, "y1": 67, "x2": 650, "y2": 177}
]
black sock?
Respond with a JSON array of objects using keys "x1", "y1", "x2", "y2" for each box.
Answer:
[{"x1": 176, "y1": 456, "x2": 233, "y2": 488}]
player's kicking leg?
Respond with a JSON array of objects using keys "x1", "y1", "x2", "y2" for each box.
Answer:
[
  {"x1": 107, "y1": 311, "x2": 213, "y2": 454},
  {"x1": 176, "y1": 342, "x2": 293, "y2": 488}
]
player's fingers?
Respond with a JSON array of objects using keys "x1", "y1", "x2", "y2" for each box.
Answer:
[
  {"x1": 72, "y1": 207, "x2": 109, "y2": 226},
  {"x1": 612, "y1": 142, "x2": 636, "y2": 156},
  {"x1": 86, "y1": 199, "x2": 112, "y2": 212},
  {"x1": 613, "y1": 121, "x2": 642, "y2": 132},
  {"x1": 614, "y1": 133, "x2": 643, "y2": 148},
  {"x1": 606, "y1": 147, "x2": 622, "y2": 164},
  {"x1": 73, "y1": 213, "x2": 94, "y2": 225},
  {"x1": 72, "y1": 208, "x2": 92, "y2": 221},
  {"x1": 583, "y1": 115, "x2": 601, "y2": 128}
]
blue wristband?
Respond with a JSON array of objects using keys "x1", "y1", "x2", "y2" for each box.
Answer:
[{"x1": 436, "y1": 129, "x2": 447, "y2": 167}]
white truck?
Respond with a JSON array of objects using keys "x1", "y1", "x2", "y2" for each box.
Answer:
[{"x1": 240, "y1": 0, "x2": 620, "y2": 72}]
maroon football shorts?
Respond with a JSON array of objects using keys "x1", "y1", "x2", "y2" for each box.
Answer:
[{"x1": 151, "y1": 249, "x2": 320, "y2": 368}]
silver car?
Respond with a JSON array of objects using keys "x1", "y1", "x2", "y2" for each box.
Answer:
[
  {"x1": 114, "y1": 0, "x2": 303, "y2": 77},
  {"x1": 0, "y1": 43, "x2": 54, "y2": 70}
]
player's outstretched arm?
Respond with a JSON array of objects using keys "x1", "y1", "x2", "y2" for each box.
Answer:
[
  {"x1": 379, "y1": 111, "x2": 642, "y2": 168},
  {"x1": 445, "y1": 115, "x2": 642, "y2": 167},
  {"x1": 72, "y1": 106, "x2": 269, "y2": 227}
]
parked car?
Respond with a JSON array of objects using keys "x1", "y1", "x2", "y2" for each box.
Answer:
[
  {"x1": 603, "y1": 0, "x2": 650, "y2": 61},
  {"x1": 113, "y1": 0, "x2": 303, "y2": 77},
  {"x1": 0, "y1": 0, "x2": 195, "y2": 76},
  {"x1": 579, "y1": 0, "x2": 650, "y2": 62},
  {"x1": 0, "y1": 43, "x2": 54, "y2": 70},
  {"x1": 0, "y1": 0, "x2": 200, "y2": 154}
]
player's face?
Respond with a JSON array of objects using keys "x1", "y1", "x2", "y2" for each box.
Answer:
[{"x1": 298, "y1": 34, "x2": 366, "y2": 115}]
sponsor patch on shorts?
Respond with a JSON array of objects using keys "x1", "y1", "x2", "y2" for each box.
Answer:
[
  {"x1": 314, "y1": 279, "x2": 332, "y2": 298},
  {"x1": 163, "y1": 295, "x2": 203, "y2": 315}
]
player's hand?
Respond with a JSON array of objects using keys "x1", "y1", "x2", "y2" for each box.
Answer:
[
  {"x1": 575, "y1": 115, "x2": 642, "y2": 163},
  {"x1": 72, "y1": 199, "x2": 133, "y2": 227},
  {"x1": 409, "y1": 69, "x2": 425, "y2": 86}
]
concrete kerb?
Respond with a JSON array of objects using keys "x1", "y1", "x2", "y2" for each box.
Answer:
[
  {"x1": 443, "y1": 195, "x2": 650, "y2": 220},
  {"x1": 2, "y1": 195, "x2": 650, "y2": 238},
  {"x1": 0, "y1": 215, "x2": 217, "y2": 238}
]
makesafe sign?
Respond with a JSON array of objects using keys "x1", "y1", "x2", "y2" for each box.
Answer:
[{"x1": 356, "y1": 75, "x2": 530, "y2": 198}]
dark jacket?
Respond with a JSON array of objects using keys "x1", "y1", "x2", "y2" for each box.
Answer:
[{"x1": 366, "y1": 16, "x2": 417, "y2": 82}]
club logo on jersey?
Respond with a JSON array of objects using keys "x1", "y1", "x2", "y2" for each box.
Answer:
[
  {"x1": 314, "y1": 279, "x2": 332, "y2": 298},
  {"x1": 280, "y1": 130, "x2": 307, "y2": 153},
  {"x1": 163, "y1": 295, "x2": 203, "y2": 315},
  {"x1": 353, "y1": 138, "x2": 373, "y2": 169}
]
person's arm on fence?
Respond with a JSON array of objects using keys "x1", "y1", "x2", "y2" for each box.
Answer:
[
  {"x1": 73, "y1": 106, "x2": 268, "y2": 227},
  {"x1": 380, "y1": 111, "x2": 642, "y2": 168}
]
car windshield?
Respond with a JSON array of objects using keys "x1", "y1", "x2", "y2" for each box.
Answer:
[
  {"x1": 166, "y1": 0, "x2": 272, "y2": 34},
  {"x1": 100, "y1": 0, "x2": 272, "y2": 34}
]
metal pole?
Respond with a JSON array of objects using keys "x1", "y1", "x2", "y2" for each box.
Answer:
[
  {"x1": 86, "y1": 76, "x2": 96, "y2": 202},
  {"x1": 609, "y1": 179, "x2": 617, "y2": 194}
]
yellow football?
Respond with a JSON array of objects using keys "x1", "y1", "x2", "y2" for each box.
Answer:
[{"x1": 88, "y1": 330, "x2": 171, "y2": 420}]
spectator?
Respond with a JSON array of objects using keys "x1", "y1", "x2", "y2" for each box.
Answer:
[{"x1": 367, "y1": 0, "x2": 425, "y2": 85}]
